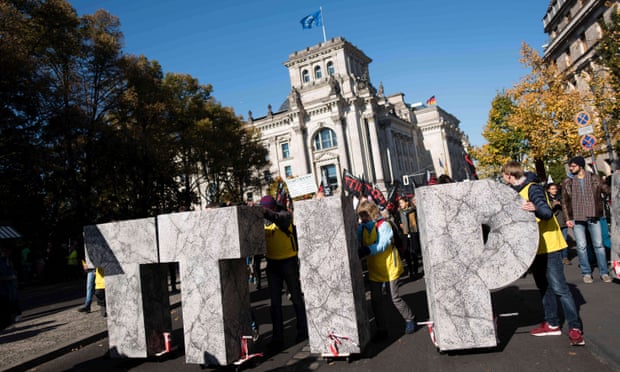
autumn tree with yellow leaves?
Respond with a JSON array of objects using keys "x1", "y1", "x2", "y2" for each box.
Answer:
[{"x1": 473, "y1": 43, "x2": 588, "y2": 180}]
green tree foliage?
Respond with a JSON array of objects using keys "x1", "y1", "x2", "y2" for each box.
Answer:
[
  {"x1": 0, "y1": 0, "x2": 268, "y2": 255},
  {"x1": 472, "y1": 43, "x2": 586, "y2": 180},
  {"x1": 471, "y1": 92, "x2": 526, "y2": 177}
]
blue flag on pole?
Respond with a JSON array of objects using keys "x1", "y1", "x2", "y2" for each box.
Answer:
[{"x1": 300, "y1": 10, "x2": 322, "y2": 29}]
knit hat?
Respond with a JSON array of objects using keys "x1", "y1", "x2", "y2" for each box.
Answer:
[
  {"x1": 569, "y1": 156, "x2": 586, "y2": 168},
  {"x1": 259, "y1": 195, "x2": 277, "y2": 210}
]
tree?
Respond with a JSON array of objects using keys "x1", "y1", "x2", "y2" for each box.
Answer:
[
  {"x1": 507, "y1": 43, "x2": 584, "y2": 179},
  {"x1": 471, "y1": 92, "x2": 526, "y2": 177},
  {"x1": 192, "y1": 102, "x2": 268, "y2": 205}
]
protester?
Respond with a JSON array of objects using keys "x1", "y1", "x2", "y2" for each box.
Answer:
[
  {"x1": 546, "y1": 183, "x2": 570, "y2": 265},
  {"x1": 357, "y1": 199, "x2": 416, "y2": 340},
  {"x1": 397, "y1": 196, "x2": 419, "y2": 278},
  {"x1": 94, "y1": 267, "x2": 106, "y2": 317},
  {"x1": 260, "y1": 195, "x2": 307, "y2": 349},
  {"x1": 77, "y1": 259, "x2": 95, "y2": 313},
  {"x1": 561, "y1": 156, "x2": 611, "y2": 283},
  {"x1": 502, "y1": 161, "x2": 584, "y2": 346}
]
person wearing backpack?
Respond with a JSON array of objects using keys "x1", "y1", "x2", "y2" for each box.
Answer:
[
  {"x1": 259, "y1": 195, "x2": 308, "y2": 350},
  {"x1": 357, "y1": 199, "x2": 416, "y2": 340}
]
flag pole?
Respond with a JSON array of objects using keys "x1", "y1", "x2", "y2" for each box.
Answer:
[{"x1": 320, "y1": 6, "x2": 327, "y2": 42}]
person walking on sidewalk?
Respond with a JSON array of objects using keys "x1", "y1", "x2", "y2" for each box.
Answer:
[
  {"x1": 546, "y1": 183, "x2": 570, "y2": 265},
  {"x1": 77, "y1": 260, "x2": 95, "y2": 313},
  {"x1": 502, "y1": 161, "x2": 584, "y2": 346},
  {"x1": 561, "y1": 156, "x2": 611, "y2": 284}
]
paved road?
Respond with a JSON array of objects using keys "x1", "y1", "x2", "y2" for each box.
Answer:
[{"x1": 2, "y1": 252, "x2": 619, "y2": 372}]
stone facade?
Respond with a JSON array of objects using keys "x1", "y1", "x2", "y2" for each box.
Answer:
[
  {"x1": 248, "y1": 37, "x2": 470, "y2": 194},
  {"x1": 542, "y1": 0, "x2": 619, "y2": 172}
]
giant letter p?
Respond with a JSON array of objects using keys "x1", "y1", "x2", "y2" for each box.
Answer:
[{"x1": 416, "y1": 180, "x2": 538, "y2": 351}]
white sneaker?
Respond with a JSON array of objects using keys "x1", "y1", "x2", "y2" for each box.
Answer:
[
  {"x1": 601, "y1": 274, "x2": 612, "y2": 283},
  {"x1": 583, "y1": 274, "x2": 593, "y2": 284}
]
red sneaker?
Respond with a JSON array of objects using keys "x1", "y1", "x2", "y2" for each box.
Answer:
[
  {"x1": 568, "y1": 328, "x2": 585, "y2": 346},
  {"x1": 530, "y1": 322, "x2": 562, "y2": 336}
]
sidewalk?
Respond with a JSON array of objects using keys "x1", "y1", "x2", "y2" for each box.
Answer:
[{"x1": 1, "y1": 255, "x2": 619, "y2": 372}]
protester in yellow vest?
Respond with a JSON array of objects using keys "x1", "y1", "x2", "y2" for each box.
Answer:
[
  {"x1": 259, "y1": 195, "x2": 307, "y2": 350},
  {"x1": 94, "y1": 267, "x2": 106, "y2": 317},
  {"x1": 357, "y1": 199, "x2": 416, "y2": 340},
  {"x1": 502, "y1": 161, "x2": 584, "y2": 346}
]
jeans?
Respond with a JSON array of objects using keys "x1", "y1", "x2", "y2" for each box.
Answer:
[
  {"x1": 531, "y1": 251, "x2": 582, "y2": 330},
  {"x1": 573, "y1": 220, "x2": 608, "y2": 276},
  {"x1": 559, "y1": 227, "x2": 568, "y2": 260},
  {"x1": 266, "y1": 256, "x2": 307, "y2": 340},
  {"x1": 83, "y1": 270, "x2": 95, "y2": 307}
]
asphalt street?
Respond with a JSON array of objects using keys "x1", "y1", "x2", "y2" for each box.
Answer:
[{"x1": 1, "y1": 249, "x2": 619, "y2": 372}]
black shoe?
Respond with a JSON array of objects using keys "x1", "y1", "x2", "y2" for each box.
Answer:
[{"x1": 78, "y1": 306, "x2": 91, "y2": 313}]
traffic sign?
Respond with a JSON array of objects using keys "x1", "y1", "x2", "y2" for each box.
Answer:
[
  {"x1": 578, "y1": 125, "x2": 594, "y2": 135},
  {"x1": 575, "y1": 111, "x2": 591, "y2": 126},
  {"x1": 580, "y1": 134, "x2": 597, "y2": 150}
]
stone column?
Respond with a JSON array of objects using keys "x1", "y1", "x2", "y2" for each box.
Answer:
[
  {"x1": 364, "y1": 114, "x2": 385, "y2": 183},
  {"x1": 416, "y1": 180, "x2": 538, "y2": 351},
  {"x1": 294, "y1": 194, "x2": 370, "y2": 355},
  {"x1": 84, "y1": 218, "x2": 170, "y2": 358}
]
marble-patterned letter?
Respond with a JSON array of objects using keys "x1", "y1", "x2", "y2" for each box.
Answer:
[
  {"x1": 83, "y1": 218, "x2": 170, "y2": 358},
  {"x1": 416, "y1": 180, "x2": 538, "y2": 351},
  {"x1": 295, "y1": 193, "x2": 370, "y2": 355},
  {"x1": 157, "y1": 206, "x2": 265, "y2": 365}
]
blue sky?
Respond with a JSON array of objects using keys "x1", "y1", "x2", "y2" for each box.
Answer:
[{"x1": 69, "y1": 1, "x2": 550, "y2": 147}]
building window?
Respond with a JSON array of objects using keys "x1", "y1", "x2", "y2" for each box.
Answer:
[
  {"x1": 321, "y1": 164, "x2": 338, "y2": 190},
  {"x1": 314, "y1": 128, "x2": 337, "y2": 150},
  {"x1": 281, "y1": 142, "x2": 290, "y2": 159},
  {"x1": 327, "y1": 61, "x2": 335, "y2": 76},
  {"x1": 314, "y1": 65, "x2": 322, "y2": 79},
  {"x1": 564, "y1": 48, "x2": 572, "y2": 67},
  {"x1": 302, "y1": 69, "x2": 310, "y2": 82},
  {"x1": 284, "y1": 165, "x2": 293, "y2": 178},
  {"x1": 579, "y1": 33, "x2": 587, "y2": 53}
]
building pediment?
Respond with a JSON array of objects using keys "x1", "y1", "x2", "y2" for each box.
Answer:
[{"x1": 313, "y1": 149, "x2": 339, "y2": 162}]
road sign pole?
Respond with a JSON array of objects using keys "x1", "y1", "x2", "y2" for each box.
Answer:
[{"x1": 590, "y1": 149, "x2": 598, "y2": 174}]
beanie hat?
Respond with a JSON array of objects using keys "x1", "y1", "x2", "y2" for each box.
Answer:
[
  {"x1": 259, "y1": 195, "x2": 277, "y2": 210},
  {"x1": 569, "y1": 156, "x2": 586, "y2": 168}
]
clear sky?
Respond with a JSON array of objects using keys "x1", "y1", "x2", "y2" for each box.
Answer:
[{"x1": 69, "y1": 0, "x2": 550, "y2": 147}]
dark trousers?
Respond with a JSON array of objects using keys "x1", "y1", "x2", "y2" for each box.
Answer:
[{"x1": 266, "y1": 256, "x2": 307, "y2": 340}]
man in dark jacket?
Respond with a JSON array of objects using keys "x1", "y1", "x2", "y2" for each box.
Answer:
[
  {"x1": 561, "y1": 156, "x2": 611, "y2": 284},
  {"x1": 502, "y1": 161, "x2": 584, "y2": 346}
]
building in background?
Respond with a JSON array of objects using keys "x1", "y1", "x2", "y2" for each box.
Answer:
[
  {"x1": 542, "y1": 0, "x2": 618, "y2": 172},
  {"x1": 248, "y1": 37, "x2": 470, "y2": 195}
]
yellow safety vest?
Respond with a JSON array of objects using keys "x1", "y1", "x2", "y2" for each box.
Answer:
[
  {"x1": 520, "y1": 183, "x2": 567, "y2": 255},
  {"x1": 95, "y1": 267, "x2": 105, "y2": 289},
  {"x1": 361, "y1": 224, "x2": 403, "y2": 282},
  {"x1": 264, "y1": 222, "x2": 297, "y2": 260}
]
